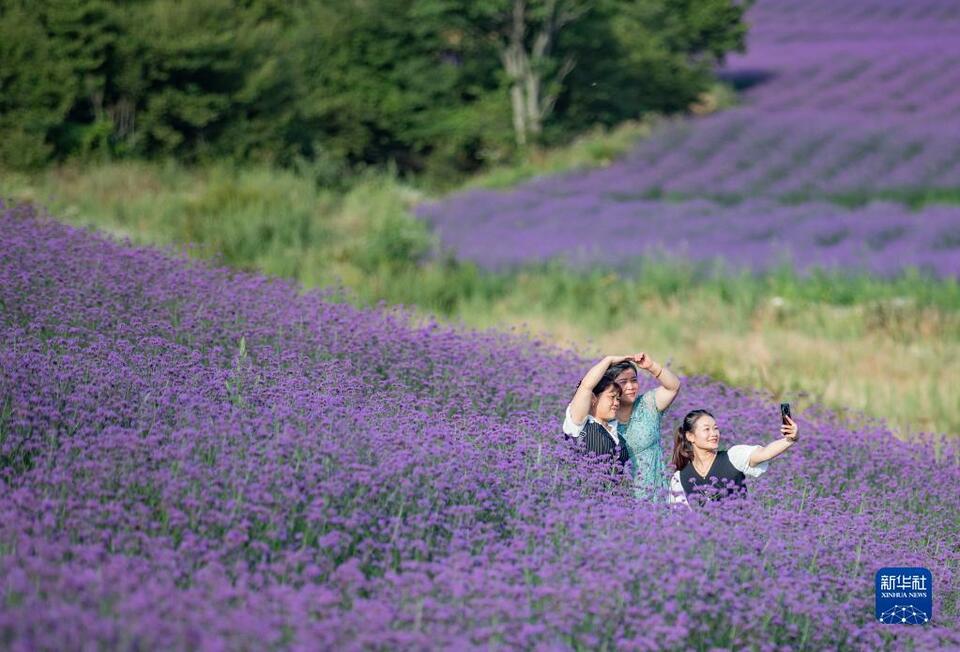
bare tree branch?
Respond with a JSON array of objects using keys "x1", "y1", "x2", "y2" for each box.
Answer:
[
  {"x1": 539, "y1": 54, "x2": 576, "y2": 118},
  {"x1": 498, "y1": 0, "x2": 589, "y2": 145}
]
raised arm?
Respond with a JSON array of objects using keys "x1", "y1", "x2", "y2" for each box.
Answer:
[
  {"x1": 568, "y1": 355, "x2": 630, "y2": 425},
  {"x1": 747, "y1": 415, "x2": 799, "y2": 466},
  {"x1": 634, "y1": 353, "x2": 681, "y2": 412}
]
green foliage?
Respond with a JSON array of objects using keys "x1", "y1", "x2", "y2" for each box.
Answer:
[
  {"x1": 0, "y1": 0, "x2": 298, "y2": 165},
  {"x1": 0, "y1": 4, "x2": 76, "y2": 168},
  {"x1": 0, "y1": 0, "x2": 750, "y2": 175},
  {"x1": 129, "y1": 1, "x2": 244, "y2": 157},
  {"x1": 556, "y1": 0, "x2": 750, "y2": 133}
]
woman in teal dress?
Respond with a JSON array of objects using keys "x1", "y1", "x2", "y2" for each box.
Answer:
[{"x1": 608, "y1": 353, "x2": 681, "y2": 501}]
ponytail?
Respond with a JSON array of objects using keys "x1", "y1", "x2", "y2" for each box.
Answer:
[{"x1": 671, "y1": 409, "x2": 714, "y2": 471}]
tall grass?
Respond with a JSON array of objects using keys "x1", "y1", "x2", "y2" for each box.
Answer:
[
  {"x1": 461, "y1": 120, "x2": 657, "y2": 191},
  {"x1": 2, "y1": 160, "x2": 959, "y2": 436}
]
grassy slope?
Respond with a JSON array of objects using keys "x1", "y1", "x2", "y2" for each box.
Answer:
[{"x1": 1, "y1": 153, "x2": 958, "y2": 437}]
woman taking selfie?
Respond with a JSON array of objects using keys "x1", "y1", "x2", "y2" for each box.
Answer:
[{"x1": 668, "y1": 408, "x2": 799, "y2": 507}]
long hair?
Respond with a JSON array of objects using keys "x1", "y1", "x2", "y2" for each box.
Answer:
[{"x1": 671, "y1": 409, "x2": 714, "y2": 471}]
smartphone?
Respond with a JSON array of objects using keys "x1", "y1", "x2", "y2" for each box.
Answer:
[{"x1": 780, "y1": 402, "x2": 792, "y2": 425}]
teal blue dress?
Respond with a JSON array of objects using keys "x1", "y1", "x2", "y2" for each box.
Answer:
[{"x1": 618, "y1": 389, "x2": 668, "y2": 501}]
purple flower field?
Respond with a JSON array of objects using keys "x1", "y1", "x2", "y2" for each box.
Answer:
[
  {"x1": 416, "y1": 0, "x2": 960, "y2": 275},
  {"x1": 418, "y1": 194, "x2": 960, "y2": 276},
  {"x1": 2, "y1": 205, "x2": 959, "y2": 649}
]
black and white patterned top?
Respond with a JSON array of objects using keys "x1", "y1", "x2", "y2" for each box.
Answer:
[{"x1": 562, "y1": 404, "x2": 630, "y2": 466}]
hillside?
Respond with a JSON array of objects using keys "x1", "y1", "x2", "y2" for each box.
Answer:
[{"x1": 1, "y1": 203, "x2": 957, "y2": 648}]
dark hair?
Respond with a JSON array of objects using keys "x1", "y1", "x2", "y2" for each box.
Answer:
[
  {"x1": 572, "y1": 369, "x2": 624, "y2": 400},
  {"x1": 607, "y1": 361, "x2": 638, "y2": 381},
  {"x1": 671, "y1": 409, "x2": 714, "y2": 471},
  {"x1": 593, "y1": 372, "x2": 623, "y2": 399}
]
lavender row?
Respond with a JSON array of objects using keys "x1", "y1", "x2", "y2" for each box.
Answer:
[
  {"x1": 417, "y1": 194, "x2": 960, "y2": 276},
  {"x1": 726, "y1": 40, "x2": 960, "y2": 121},
  {"x1": 714, "y1": 0, "x2": 960, "y2": 195},
  {"x1": 726, "y1": 2, "x2": 960, "y2": 123},
  {"x1": 748, "y1": 0, "x2": 960, "y2": 29},
  {"x1": 571, "y1": 0, "x2": 960, "y2": 200},
  {"x1": 526, "y1": 110, "x2": 960, "y2": 201},
  {"x1": 1, "y1": 205, "x2": 958, "y2": 649}
]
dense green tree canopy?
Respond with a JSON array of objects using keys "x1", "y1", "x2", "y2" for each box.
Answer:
[{"x1": 0, "y1": 0, "x2": 750, "y2": 175}]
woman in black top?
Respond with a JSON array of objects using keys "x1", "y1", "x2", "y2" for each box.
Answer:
[
  {"x1": 669, "y1": 409, "x2": 799, "y2": 507},
  {"x1": 562, "y1": 355, "x2": 632, "y2": 467}
]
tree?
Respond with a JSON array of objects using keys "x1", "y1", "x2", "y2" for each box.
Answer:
[
  {"x1": 494, "y1": 0, "x2": 588, "y2": 146},
  {"x1": 413, "y1": 0, "x2": 589, "y2": 148},
  {"x1": 0, "y1": 0, "x2": 751, "y2": 173},
  {"x1": 415, "y1": 0, "x2": 750, "y2": 149},
  {"x1": 554, "y1": 0, "x2": 751, "y2": 134},
  {"x1": 0, "y1": 4, "x2": 76, "y2": 168}
]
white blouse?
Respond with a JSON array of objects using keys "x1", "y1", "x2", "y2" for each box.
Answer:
[
  {"x1": 668, "y1": 445, "x2": 769, "y2": 507},
  {"x1": 562, "y1": 404, "x2": 620, "y2": 445}
]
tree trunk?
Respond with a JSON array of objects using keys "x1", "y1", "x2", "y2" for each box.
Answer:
[
  {"x1": 503, "y1": 0, "x2": 531, "y2": 147},
  {"x1": 524, "y1": 67, "x2": 541, "y2": 137},
  {"x1": 510, "y1": 75, "x2": 528, "y2": 146},
  {"x1": 500, "y1": 0, "x2": 580, "y2": 147}
]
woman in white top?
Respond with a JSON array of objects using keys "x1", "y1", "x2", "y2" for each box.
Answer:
[
  {"x1": 562, "y1": 356, "x2": 632, "y2": 468},
  {"x1": 668, "y1": 409, "x2": 799, "y2": 507}
]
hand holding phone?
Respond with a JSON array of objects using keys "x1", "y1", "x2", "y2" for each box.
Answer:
[
  {"x1": 780, "y1": 403, "x2": 798, "y2": 441},
  {"x1": 780, "y1": 402, "x2": 791, "y2": 424}
]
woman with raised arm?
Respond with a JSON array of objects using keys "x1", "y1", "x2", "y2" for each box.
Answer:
[
  {"x1": 606, "y1": 354, "x2": 681, "y2": 501},
  {"x1": 562, "y1": 356, "x2": 632, "y2": 470},
  {"x1": 668, "y1": 409, "x2": 799, "y2": 507}
]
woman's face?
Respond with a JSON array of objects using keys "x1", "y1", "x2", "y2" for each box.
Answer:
[
  {"x1": 686, "y1": 415, "x2": 721, "y2": 451},
  {"x1": 614, "y1": 368, "x2": 639, "y2": 404},
  {"x1": 591, "y1": 385, "x2": 621, "y2": 421}
]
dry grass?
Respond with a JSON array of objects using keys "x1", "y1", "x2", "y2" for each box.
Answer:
[{"x1": 469, "y1": 297, "x2": 960, "y2": 438}]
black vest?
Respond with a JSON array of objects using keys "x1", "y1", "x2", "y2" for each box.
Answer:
[
  {"x1": 571, "y1": 420, "x2": 630, "y2": 467},
  {"x1": 679, "y1": 451, "x2": 746, "y2": 503}
]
